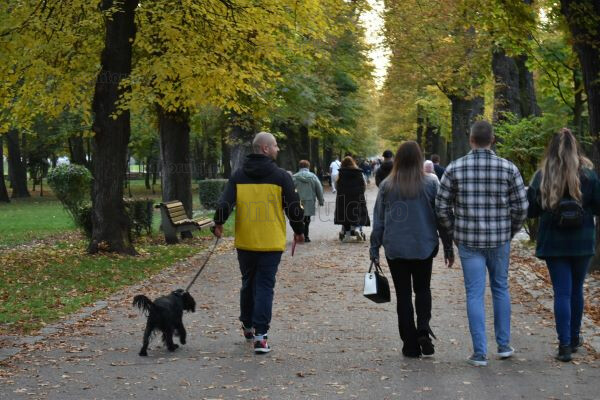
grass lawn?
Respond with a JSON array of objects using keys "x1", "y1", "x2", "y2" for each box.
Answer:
[
  {"x1": 0, "y1": 236, "x2": 210, "y2": 334},
  {"x1": 0, "y1": 179, "x2": 225, "y2": 246},
  {"x1": 0, "y1": 178, "x2": 235, "y2": 334},
  {"x1": 0, "y1": 197, "x2": 75, "y2": 247}
]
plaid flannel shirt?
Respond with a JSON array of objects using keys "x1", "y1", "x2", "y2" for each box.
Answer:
[{"x1": 435, "y1": 149, "x2": 528, "y2": 248}]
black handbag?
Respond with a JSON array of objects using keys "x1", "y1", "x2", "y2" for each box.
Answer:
[
  {"x1": 555, "y1": 198, "x2": 584, "y2": 229},
  {"x1": 363, "y1": 261, "x2": 391, "y2": 303}
]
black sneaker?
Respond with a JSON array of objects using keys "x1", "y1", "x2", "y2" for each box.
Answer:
[
  {"x1": 556, "y1": 345, "x2": 572, "y2": 362},
  {"x1": 417, "y1": 330, "x2": 435, "y2": 357},
  {"x1": 254, "y1": 334, "x2": 271, "y2": 354},
  {"x1": 571, "y1": 336, "x2": 584, "y2": 353},
  {"x1": 241, "y1": 324, "x2": 254, "y2": 342},
  {"x1": 402, "y1": 341, "x2": 422, "y2": 358},
  {"x1": 304, "y1": 237, "x2": 311, "y2": 243}
]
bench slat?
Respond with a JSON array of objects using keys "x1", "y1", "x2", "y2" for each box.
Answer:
[
  {"x1": 169, "y1": 209, "x2": 187, "y2": 218},
  {"x1": 165, "y1": 202, "x2": 184, "y2": 209},
  {"x1": 171, "y1": 214, "x2": 188, "y2": 223}
]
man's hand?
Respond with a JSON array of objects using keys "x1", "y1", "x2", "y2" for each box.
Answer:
[
  {"x1": 294, "y1": 233, "x2": 305, "y2": 244},
  {"x1": 212, "y1": 224, "x2": 223, "y2": 238},
  {"x1": 445, "y1": 252, "x2": 455, "y2": 268}
]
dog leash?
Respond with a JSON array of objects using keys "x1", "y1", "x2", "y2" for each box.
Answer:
[{"x1": 185, "y1": 236, "x2": 220, "y2": 292}]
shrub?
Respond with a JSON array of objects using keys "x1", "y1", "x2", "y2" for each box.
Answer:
[
  {"x1": 72, "y1": 200, "x2": 153, "y2": 239},
  {"x1": 47, "y1": 164, "x2": 92, "y2": 212},
  {"x1": 47, "y1": 164, "x2": 93, "y2": 234},
  {"x1": 198, "y1": 179, "x2": 228, "y2": 210},
  {"x1": 73, "y1": 204, "x2": 94, "y2": 238},
  {"x1": 124, "y1": 198, "x2": 154, "y2": 236}
]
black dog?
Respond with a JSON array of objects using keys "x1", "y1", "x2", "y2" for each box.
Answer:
[{"x1": 132, "y1": 289, "x2": 196, "y2": 356}]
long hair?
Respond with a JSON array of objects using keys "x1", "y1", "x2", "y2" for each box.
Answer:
[
  {"x1": 539, "y1": 128, "x2": 593, "y2": 209},
  {"x1": 387, "y1": 141, "x2": 425, "y2": 198},
  {"x1": 341, "y1": 156, "x2": 358, "y2": 169}
]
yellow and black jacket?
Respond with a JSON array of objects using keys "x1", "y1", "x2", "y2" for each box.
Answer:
[{"x1": 214, "y1": 154, "x2": 304, "y2": 252}]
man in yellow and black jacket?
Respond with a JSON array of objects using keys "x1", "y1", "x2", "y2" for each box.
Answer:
[{"x1": 213, "y1": 132, "x2": 304, "y2": 354}]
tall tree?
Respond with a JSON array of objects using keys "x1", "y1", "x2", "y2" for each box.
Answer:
[
  {"x1": 560, "y1": 0, "x2": 600, "y2": 157},
  {"x1": 5, "y1": 130, "x2": 30, "y2": 198},
  {"x1": 0, "y1": 136, "x2": 9, "y2": 202},
  {"x1": 88, "y1": 0, "x2": 138, "y2": 255},
  {"x1": 157, "y1": 107, "x2": 193, "y2": 221},
  {"x1": 383, "y1": 0, "x2": 489, "y2": 160},
  {"x1": 559, "y1": 0, "x2": 600, "y2": 271}
]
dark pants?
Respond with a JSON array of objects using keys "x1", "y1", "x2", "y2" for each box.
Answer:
[
  {"x1": 545, "y1": 256, "x2": 591, "y2": 346},
  {"x1": 303, "y1": 216, "x2": 311, "y2": 239},
  {"x1": 387, "y1": 256, "x2": 433, "y2": 352},
  {"x1": 237, "y1": 249, "x2": 282, "y2": 335}
]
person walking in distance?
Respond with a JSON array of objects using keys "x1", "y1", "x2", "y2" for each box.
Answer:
[
  {"x1": 329, "y1": 157, "x2": 342, "y2": 193},
  {"x1": 213, "y1": 132, "x2": 305, "y2": 354},
  {"x1": 431, "y1": 154, "x2": 445, "y2": 181},
  {"x1": 527, "y1": 128, "x2": 600, "y2": 362},
  {"x1": 371, "y1": 141, "x2": 454, "y2": 358},
  {"x1": 435, "y1": 120, "x2": 528, "y2": 366},
  {"x1": 376, "y1": 150, "x2": 394, "y2": 187},
  {"x1": 293, "y1": 160, "x2": 324, "y2": 243},
  {"x1": 335, "y1": 156, "x2": 370, "y2": 240}
]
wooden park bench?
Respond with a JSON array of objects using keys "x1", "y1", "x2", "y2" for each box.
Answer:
[{"x1": 155, "y1": 200, "x2": 214, "y2": 244}]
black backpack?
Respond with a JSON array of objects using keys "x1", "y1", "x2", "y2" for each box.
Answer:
[{"x1": 554, "y1": 199, "x2": 584, "y2": 229}]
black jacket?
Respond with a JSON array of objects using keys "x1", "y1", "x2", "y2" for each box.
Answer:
[
  {"x1": 334, "y1": 167, "x2": 370, "y2": 226},
  {"x1": 434, "y1": 163, "x2": 445, "y2": 180},
  {"x1": 376, "y1": 160, "x2": 394, "y2": 187},
  {"x1": 214, "y1": 154, "x2": 304, "y2": 251}
]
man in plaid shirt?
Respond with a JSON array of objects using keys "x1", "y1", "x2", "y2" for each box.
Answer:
[{"x1": 436, "y1": 120, "x2": 528, "y2": 366}]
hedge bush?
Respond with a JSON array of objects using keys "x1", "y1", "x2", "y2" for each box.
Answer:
[
  {"x1": 124, "y1": 198, "x2": 154, "y2": 236},
  {"x1": 47, "y1": 164, "x2": 92, "y2": 213},
  {"x1": 74, "y1": 199, "x2": 154, "y2": 239},
  {"x1": 198, "y1": 179, "x2": 228, "y2": 210}
]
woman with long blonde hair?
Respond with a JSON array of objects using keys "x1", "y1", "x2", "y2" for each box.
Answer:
[{"x1": 527, "y1": 128, "x2": 600, "y2": 362}]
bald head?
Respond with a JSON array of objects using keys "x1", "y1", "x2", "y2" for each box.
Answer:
[{"x1": 252, "y1": 131, "x2": 279, "y2": 159}]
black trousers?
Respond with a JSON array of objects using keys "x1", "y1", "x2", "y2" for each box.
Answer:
[
  {"x1": 387, "y1": 256, "x2": 433, "y2": 351},
  {"x1": 303, "y1": 216, "x2": 311, "y2": 239}
]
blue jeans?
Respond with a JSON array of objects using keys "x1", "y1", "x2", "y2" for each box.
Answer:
[
  {"x1": 545, "y1": 256, "x2": 591, "y2": 346},
  {"x1": 458, "y1": 241, "x2": 511, "y2": 356},
  {"x1": 237, "y1": 249, "x2": 282, "y2": 335}
]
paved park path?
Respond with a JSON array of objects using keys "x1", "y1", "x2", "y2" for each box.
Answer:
[{"x1": 1, "y1": 185, "x2": 599, "y2": 399}]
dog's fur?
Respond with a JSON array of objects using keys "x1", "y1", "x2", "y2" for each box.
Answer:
[{"x1": 132, "y1": 289, "x2": 196, "y2": 356}]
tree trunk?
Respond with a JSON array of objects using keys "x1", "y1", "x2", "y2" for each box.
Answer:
[
  {"x1": 68, "y1": 134, "x2": 88, "y2": 166},
  {"x1": 145, "y1": 156, "x2": 151, "y2": 189},
  {"x1": 299, "y1": 124, "x2": 310, "y2": 162},
  {"x1": 0, "y1": 136, "x2": 9, "y2": 202},
  {"x1": 88, "y1": 0, "x2": 137, "y2": 255},
  {"x1": 449, "y1": 95, "x2": 484, "y2": 160},
  {"x1": 424, "y1": 123, "x2": 440, "y2": 159},
  {"x1": 192, "y1": 137, "x2": 204, "y2": 181},
  {"x1": 492, "y1": 48, "x2": 522, "y2": 122},
  {"x1": 561, "y1": 0, "x2": 600, "y2": 271},
  {"x1": 157, "y1": 106, "x2": 193, "y2": 219},
  {"x1": 573, "y1": 69, "x2": 585, "y2": 140},
  {"x1": 229, "y1": 114, "x2": 254, "y2": 174},
  {"x1": 416, "y1": 104, "x2": 425, "y2": 148},
  {"x1": 206, "y1": 130, "x2": 219, "y2": 179},
  {"x1": 6, "y1": 130, "x2": 30, "y2": 198},
  {"x1": 515, "y1": 55, "x2": 541, "y2": 117},
  {"x1": 310, "y1": 136, "x2": 321, "y2": 175},
  {"x1": 323, "y1": 137, "x2": 333, "y2": 170},
  {"x1": 221, "y1": 127, "x2": 231, "y2": 178}
]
